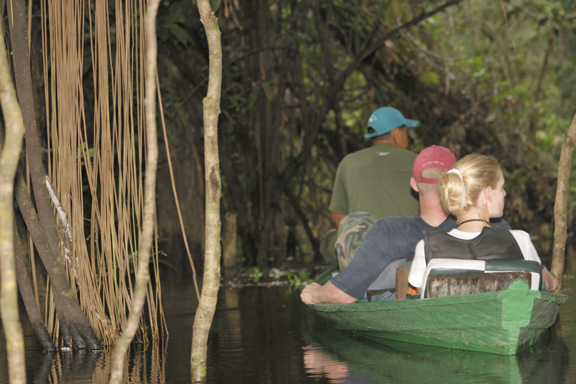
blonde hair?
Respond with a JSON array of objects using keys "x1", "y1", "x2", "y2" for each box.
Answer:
[{"x1": 438, "y1": 154, "x2": 501, "y2": 216}]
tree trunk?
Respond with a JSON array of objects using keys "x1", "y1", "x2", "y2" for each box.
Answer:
[
  {"x1": 109, "y1": 0, "x2": 161, "y2": 381},
  {"x1": 8, "y1": 0, "x2": 103, "y2": 350},
  {"x1": 0, "y1": 13, "x2": 27, "y2": 384},
  {"x1": 15, "y1": 174, "x2": 101, "y2": 349},
  {"x1": 0, "y1": 90, "x2": 54, "y2": 353},
  {"x1": 222, "y1": 212, "x2": 238, "y2": 277},
  {"x1": 13, "y1": 223, "x2": 56, "y2": 351},
  {"x1": 215, "y1": 0, "x2": 468, "y2": 268},
  {"x1": 550, "y1": 113, "x2": 576, "y2": 290},
  {"x1": 9, "y1": 0, "x2": 61, "y2": 265},
  {"x1": 191, "y1": 0, "x2": 222, "y2": 380}
]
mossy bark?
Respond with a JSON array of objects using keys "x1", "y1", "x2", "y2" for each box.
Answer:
[
  {"x1": 191, "y1": 0, "x2": 222, "y2": 381},
  {"x1": 551, "y1": 113, "x2": 576, "y2": 290}
]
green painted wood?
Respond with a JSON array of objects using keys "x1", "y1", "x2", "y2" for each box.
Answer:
[
  {"x1": 309, "y1": 268, "x2": 568, "y2": 355},
  {"x1": 305, "y1": 322, "x2": 564, "y2": 384}
]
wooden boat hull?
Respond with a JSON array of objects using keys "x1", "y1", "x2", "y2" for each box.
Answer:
[{"x1": 310, "y1": 277, "x2": 567, "y2": 355}]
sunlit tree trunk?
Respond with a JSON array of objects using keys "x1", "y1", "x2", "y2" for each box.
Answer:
[
  {"x1": 191, "y1": 0, "x2": 222, "y2": 380},
  {"x1": 0, "y1": 129, "x2": 54, "y2": 352},
  {"x1": 551, "y1": 113, "x2": 576, "y2": 290},
  {"x1": 109, "y1": 0, "x2": 161, "y2": 382},
  {"x1": 0, "y1": 14, "x2": 27, "y2": 384}
]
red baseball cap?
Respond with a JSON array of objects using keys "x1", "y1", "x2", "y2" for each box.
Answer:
[{"x1": 412, "y1": 145, "x2": 457, "y2": 184}]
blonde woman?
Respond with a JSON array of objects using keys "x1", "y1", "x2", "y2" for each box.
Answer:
[{"x1": 408, "y1": 154, "x2": 558, "y2": 294}]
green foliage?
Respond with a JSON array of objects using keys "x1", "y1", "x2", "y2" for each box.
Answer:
[
  {"x1": 284, "y1": 270, "x2": 310, "y2": 287},
  {"x1": 153, "y1": 0, "x2": 576, "y2": 267},
  {"x1": 421, "y1": 71, "x2": 440, "y2": 87},
  {"x1": 157, "y1": 13, "x2": 192, "y2": 46},
  {"x1": 247, "y1": 86, "x2": 259, "y2": 110},
  {"x1": 232, "y1": 267, "x2": 310, "y2": 289},
  {"x1": 423, "y1": 0, "x2": 576, "y2": 256},
  {"x1": 244, "y1": 266, "x2": 263, "y2": 283},
  {"x1": 535, "y1": 129, "x2": 564, "y2": 148},
  {"x1": 210, "y1": 0, "x2": 221, "y2": 13}
]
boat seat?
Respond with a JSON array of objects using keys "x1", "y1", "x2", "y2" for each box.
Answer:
[
  {"x1": 365, "y1": 258, "x2": 408, "y2": 302},
  {"x1": 422, "y1": 259, "x2": 542, "y2": 298}
]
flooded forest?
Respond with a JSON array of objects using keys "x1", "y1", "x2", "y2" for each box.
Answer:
[{"x1": 1, "y1": 0, "x2": 576, "y2": 382}]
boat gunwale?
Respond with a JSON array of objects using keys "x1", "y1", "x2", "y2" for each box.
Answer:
[
  {"x1": 310, "y1": 281, "x2": 567, "y2": 314},
  {"x1": 307, "y1": 269, "x2": 567, "y2": 355}
]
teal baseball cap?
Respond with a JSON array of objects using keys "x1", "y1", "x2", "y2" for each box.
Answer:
[{"x1": 364, "y1": 107, "x2": 420, "y2": 138}]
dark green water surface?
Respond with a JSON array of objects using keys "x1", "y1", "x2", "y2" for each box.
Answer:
[{"x1": 1, "y1": 264, "x2": 575, "y2": 383}]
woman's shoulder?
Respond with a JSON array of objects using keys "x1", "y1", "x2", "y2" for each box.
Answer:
[
  {"x1": 508, "y1": 229, "x2": 531, "y2": 237},
  {"x1": 508, "y1": 229, "x2": 534, "y2": 245}
]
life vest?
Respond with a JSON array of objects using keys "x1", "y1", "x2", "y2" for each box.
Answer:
[{"x1": 423, "y1": 226, "x2": 524, "y2": 263}]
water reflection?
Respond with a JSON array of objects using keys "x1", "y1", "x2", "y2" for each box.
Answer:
[
  {"x1": 0, "y1": 271, "x2": 574, "y2": 383},
  {"x1": 302, "y1": 345, "x2": 354, "y2": 383},
  {"x1": 302, "y1": 320, "x2": 569, "y2": 384},
  {"x1": 29, "y1": 350, "x2": 104, "y2": 384},
  {"x1": 2, "y1": 340, "x2": 169, "y2": 384}
]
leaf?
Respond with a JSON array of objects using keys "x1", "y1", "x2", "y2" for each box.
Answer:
[
  {"x1": 157, "y1": 14, "x2": 191, "y2": 46},
  {"x1": 248, "y1": 85, "x2": 261, "y2": 110},
  {"x1": 421, "y1": 71, "x2": 440, "y2": 86},
  {"x1": 168, "y1": 24, "x2": 192, "y2": 46},
  {"x1": 262, "y1": 82, "x2": 274, "y2": 102},
  {"x1": 210, "y1": 0, "x2": 221, "y2": 13}
]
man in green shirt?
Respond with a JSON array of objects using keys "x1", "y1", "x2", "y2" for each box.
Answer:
[{"x1": 321, "y1": 107, "x2": 420, "y2": 263}]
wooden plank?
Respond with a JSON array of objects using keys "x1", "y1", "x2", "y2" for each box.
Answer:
[
  {"x1": 395, "y1": 264, "x2": 411, "y2": 301},
  {"x1": 426, "y1": 272, "x2": 532, "y2": 298}
]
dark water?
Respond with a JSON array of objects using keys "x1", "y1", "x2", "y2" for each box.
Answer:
[{"x1": 1, "y1": 265, "x2": 575, "y2": 383}]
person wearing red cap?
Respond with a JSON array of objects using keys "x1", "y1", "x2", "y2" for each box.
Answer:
[
  {"x1": 408, "y1": 154, "x2": 558, "y2": 294},
  {"x1": 321, "y1": 107, "x2": 421, "y2": 264},
  {"x1": 301, "y1": 146, "x2": 512, "y2": 305}
]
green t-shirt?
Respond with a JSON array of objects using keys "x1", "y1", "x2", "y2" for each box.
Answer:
[{"x1": 329, "y1": 143, "x2": 419, "y2": 219}]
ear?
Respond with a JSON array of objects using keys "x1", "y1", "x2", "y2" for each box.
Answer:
[
  {"x1": 410, "y1": 177, "x2": 419, "y2": 192},
  {"x1": 389, "y1": 126, "x2": 402, "y2": 139},
  {"x1": 485, "y1": 186, "x2": 492, "y2": 203}
]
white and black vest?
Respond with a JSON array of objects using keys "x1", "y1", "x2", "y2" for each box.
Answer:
[{"x1": 424, "y1": 227, "x2": 524, "y2": 263}]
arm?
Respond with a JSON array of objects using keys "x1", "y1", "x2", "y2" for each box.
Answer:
[
  {"x1": 300, "y1": 281, "x2": 357, "y2": 305},
  {"x1": 542, "y1": 267, "x2": 559, "y2": 292},
  {"x1": 513, "y1": 231, "x2": 559, "y2": 293},
  {"x1": 329, "y1": 160, "x2": 348, "y2": 229},
  {"x1": 331, "y1": 211, "x2": 346, "y2": 229}
]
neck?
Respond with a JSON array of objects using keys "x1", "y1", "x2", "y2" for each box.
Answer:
[
  {"x1": 458, "y1": 218, "x2": 490, "y2": 226},
  {"x1": 372, "y1": 138, "x2": 392, "y2": 146},
  {"x1": 419, "y1": 195, "x2": 448, "y2": 227},
  {"x1": 456, "y1": 210, "x2": 491, "y2": 232}
]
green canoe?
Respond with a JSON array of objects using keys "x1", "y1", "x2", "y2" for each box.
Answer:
[
  {"x1": 309, "y1": 266, "x2": 568, "y2": 355},
  {"x1": 303, "y1": 317, "x2": 566, "y2": 383}
]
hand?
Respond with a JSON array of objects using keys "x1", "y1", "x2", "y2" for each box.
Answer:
[
  {"x1": 548, "y1": 275, "x2": 559, "y2": 292},
  {"x1": 542, "y1": 268, "x2": 559, "y2": 292},
  {"x1": 300, "y1": 282, "x2": 322, "y2": 305}
]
